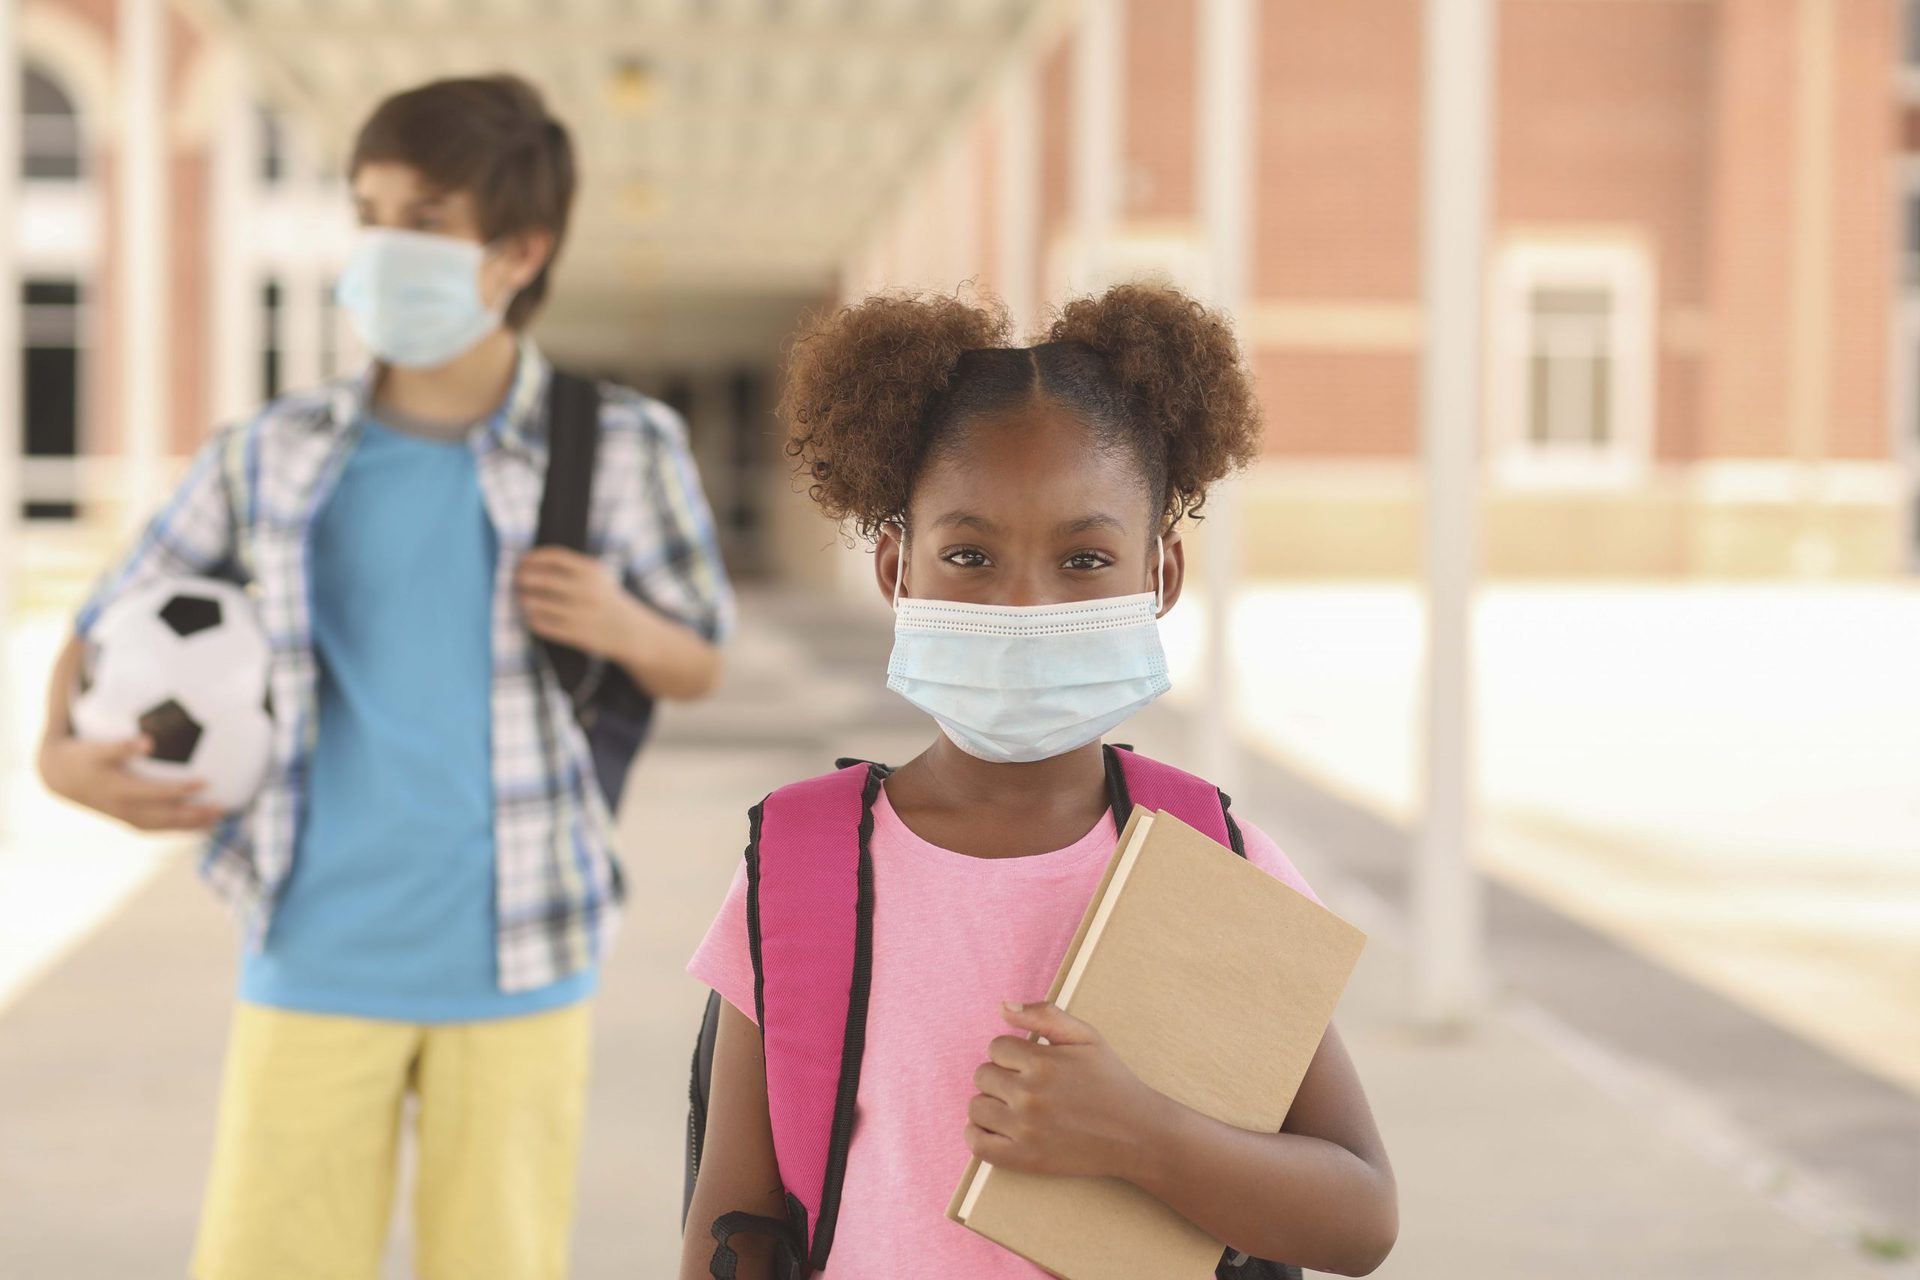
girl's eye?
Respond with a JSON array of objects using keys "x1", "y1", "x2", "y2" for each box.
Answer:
[
  {"x1": 941, "y1": 548, "x2": 991, "y2": 569},
  {"x1": 1063, "y1": 551, "x2": 1115, "y2": 572}
]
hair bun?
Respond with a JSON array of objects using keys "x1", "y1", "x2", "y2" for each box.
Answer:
[
  {"x1": 779, "y1": 291, "x2": 1011, "y2": 537},
  {"x1": 1046, "y1": 283, "x2": 1262, "y2": 523}
]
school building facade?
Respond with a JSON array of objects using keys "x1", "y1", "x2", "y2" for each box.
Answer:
[
  {"x1": 10, "y1": 0, "x2": 361, "y2": 530},
  {"x1": 9, "y1": 0, "x2": 1919, "y2": 581},
  {"x1": 835, "y1": 0, "x2": 1917, "y2": 579}
]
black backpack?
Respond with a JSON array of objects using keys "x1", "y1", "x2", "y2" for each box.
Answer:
[
  {"x1": 534, "y1": 369, "x2": 656, "y2": 810},
  {"x1": 682, "y1": 752, "x2": 1305, "y2": 1280}
]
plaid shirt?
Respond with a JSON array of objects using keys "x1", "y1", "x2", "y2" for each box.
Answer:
[{"x1": 76, "y1": 341, "x2": 734, "y2": 992}]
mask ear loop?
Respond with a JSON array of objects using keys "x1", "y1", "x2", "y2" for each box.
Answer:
[
  {"x1": 479, "y1": 237, "x2": 524, "y2": 323},
  {"x1": 1153, "y1": 535, "x2": 1166, "y2": 613},
  {"x1": 888, "y1": 522, "x2": 907, "y2": 607}
]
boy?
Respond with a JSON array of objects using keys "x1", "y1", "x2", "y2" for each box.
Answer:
[{"x1": 35, "y1": 75, "x2": 732, "y2": 1279}]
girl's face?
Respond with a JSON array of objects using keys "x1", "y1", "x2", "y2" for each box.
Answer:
[{"x1": 874, "y1": 403, "x2": 1185, "y2": 614}]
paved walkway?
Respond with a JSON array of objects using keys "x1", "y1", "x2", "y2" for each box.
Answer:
[
  {"x1": 1158, "y1": 583, "x2": 1920, "y2": 1098},
  {"x1": 0, "y1": 589, "x2": 1911, "y2": 1278}
]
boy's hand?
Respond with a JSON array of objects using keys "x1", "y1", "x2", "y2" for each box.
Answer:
[
  {"x1": 965, "y1": 1001, "x2": 1165, "y2": 1182},
  {"x1": 38, "y1": 734, "x2": 225, "y2": 832},
  {"x1": 515, "y1": 546, "x2": 635, "y2": 661}
]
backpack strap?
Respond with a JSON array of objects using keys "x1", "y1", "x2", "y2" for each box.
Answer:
[
  {"x1": 1104, "y1": 743, "x2": 1245, "y2": 856},
  {"x1": 708, "y1": 1210, "x2": 803, "y2": 1279},
  {"x1": 741, "y1": 760, "x2": 885, "y2": 1272},
  {"x1": 1110, "y1": 746, "x2": 1291, "y2": 1276},
  {"x1": 534, "y1": 368, "x2": 602, "y2": 700}
]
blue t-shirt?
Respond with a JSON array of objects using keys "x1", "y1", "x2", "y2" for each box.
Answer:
[{"x1": 241, "y1": 417, "x2": 596, "y2": 1021}]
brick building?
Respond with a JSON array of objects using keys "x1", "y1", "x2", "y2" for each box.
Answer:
[
  {"x1": 9, "y1": 0, "x2": 1913, "y2": 579},
  {"x1": 838, "y1": 0, "x2": 1910, "y2": 578},
  {"x1": 12, "y1": 0, "x2": 364, "y2": 528}
]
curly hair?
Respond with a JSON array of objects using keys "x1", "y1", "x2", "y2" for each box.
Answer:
[{"x1": 778, "y1": 282, "x2": 1262, "y2": 541}]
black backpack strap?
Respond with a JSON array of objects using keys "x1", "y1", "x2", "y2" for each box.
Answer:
[
  {"x1": 1218, "y1": 788, "x2": 1248, "y2": 858},
  {"x1": 809, "y1": 763, "x2": 883, "y2": 1269},
  {"x1": 684, "y1": 989, "x2": 724, "y2": 1229},
  {"x1": 731, "y1": 763, "x2": 883, "y2": 1274},
  {"x1": 709, "y1": 1209, "x2": 804, "y2": 1279},
  {"x1": 535, "y1": 368, "x2": 602, "y2": 699},
  {"x1": 1210, "y1": 786, "x2": 1297, "y2": 1280},
  {"x1": 1103, "y1": 749, "x2": 1298, "y2": 1279},
  {"x1": 1102, "y1": 742, "x2": 1136, "y2": 829},
  {"x1": 1102, "y1": 743, "x2": 1249, "y2": 860},
  {"x1": 1218, "y1": 1259, "x2": 1304, "y2": 1279}
]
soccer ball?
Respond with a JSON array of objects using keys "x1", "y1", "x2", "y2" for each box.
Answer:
[{"x1": 70, "y1": 577, "x2": 273, "y2": 814}]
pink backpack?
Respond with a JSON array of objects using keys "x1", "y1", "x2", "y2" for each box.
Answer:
[{"x1": 689, "y1": 745, "x2": 1301, "y2": 1280}]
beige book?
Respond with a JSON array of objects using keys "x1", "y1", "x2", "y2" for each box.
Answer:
[{"x1": 946, "y1": 808, "x2": 1367, "y2": 1279}]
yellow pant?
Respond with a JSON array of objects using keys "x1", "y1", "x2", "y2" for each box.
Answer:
[{"x1": 191, "y1": 1001, "x2": 591, "y2": 1280}]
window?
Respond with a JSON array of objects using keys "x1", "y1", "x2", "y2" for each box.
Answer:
[
  {"x1": 1490, "y1": 242, "x2": 1655, "y2": 484},
  {"x1": 22, "y1": 65, "x2": 82, "y2": 181},
  {"x1": 262, "y1": 280, "x2": 283, "y2": 400},
  {"x1": 22, "y1": 280, "x2": 83, "y2": 519},
  {"x1": 1525, "y1": 287, "x2": 1613, "y2": 449}
]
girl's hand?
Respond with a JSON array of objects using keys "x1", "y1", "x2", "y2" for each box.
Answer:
[
  {"x1": 515, "y1": 546, "x2": 634, "y2": 661},
  {"x1": 965, "y1": 1001, "x2": 1165, "y2": 1181}
]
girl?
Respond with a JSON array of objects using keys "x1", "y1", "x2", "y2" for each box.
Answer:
[{"x1": 681, "y1": 284, "x2": 1397, "y2": 1278}]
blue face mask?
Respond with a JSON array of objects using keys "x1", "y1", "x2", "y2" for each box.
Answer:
[
  {"x1": 334, "y1": 227, "x2": 506, "y2": 369},
  {"x1": 884, "y1": 537, "x2": 1172, "y2": 764}
]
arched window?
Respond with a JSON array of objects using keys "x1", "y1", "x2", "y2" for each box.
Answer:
[{"x1": 22, "y1": 64, "x2": 83, "y2": 181}]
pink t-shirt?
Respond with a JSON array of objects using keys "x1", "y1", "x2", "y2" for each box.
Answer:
[{"x1": 687, "y1": 783, "x2": 1320, "y2": 1278}]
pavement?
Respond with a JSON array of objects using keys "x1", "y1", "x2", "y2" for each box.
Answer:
[
  {"x1": 0, "y1": 585, "x2": 1913, "y2": 1278},
  {"x1": 1159, "y1": 584, "x2": 1920, "y2": 1099}
]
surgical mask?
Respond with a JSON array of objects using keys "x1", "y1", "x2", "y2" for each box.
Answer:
[
  {"x1": 885, "y1": 536, "x2": 1173, "y2": 764},
  {"x1": 334, "y1": 227, "x2": 506, "y2": 369}
]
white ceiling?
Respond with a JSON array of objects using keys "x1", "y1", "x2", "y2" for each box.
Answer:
[{"x1": 190, "y1": 0, "x2": 1061, "y2": 371}]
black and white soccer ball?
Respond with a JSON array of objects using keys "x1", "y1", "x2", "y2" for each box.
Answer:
[{"x1": 70, "y1": 577, "x2": 273, "y2": 813}]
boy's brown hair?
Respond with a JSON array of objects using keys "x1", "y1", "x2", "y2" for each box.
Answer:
[{"x1": 350, "y1": 74, "x2": 574, "y2": 330}]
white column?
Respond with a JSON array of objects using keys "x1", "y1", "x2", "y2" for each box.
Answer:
[
  {"x1": 901, "y1": 180, "x2": 934, "y2": 291},
  {"x1": 210, "y1": 57, "x2": 261, "y2": 426},
  {"x1": 0, "y1": 0, "x2": 21, "y2": 836},
  {"x1": 1787, "y1": 0, "x2": 1836, "y2": 574},
  {"x1": 1196, "y1": 0, "x2": 1256, "y2": 798},
  {"x1": 1413, "y1": 0, "x2": 1494, "y2": 1028},
  {"x1": 118, "y1": 0, "x2": 168, "y2": 528},
  {"x1": 943, "y1": 133, "x2": 981, "y2": 296},
  {"x1": 995, "y1": 67, "x2": 1039, "y2": 334},
  {"x1": 848, "y1": 238, "x2": 884, "y2": 302},
  {"x1": 280, "y1": 126, "x2": 323, "y2": 391},
  {"x1": 1070, "y1": 0, "x2": 1123, "y2": 292}
]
